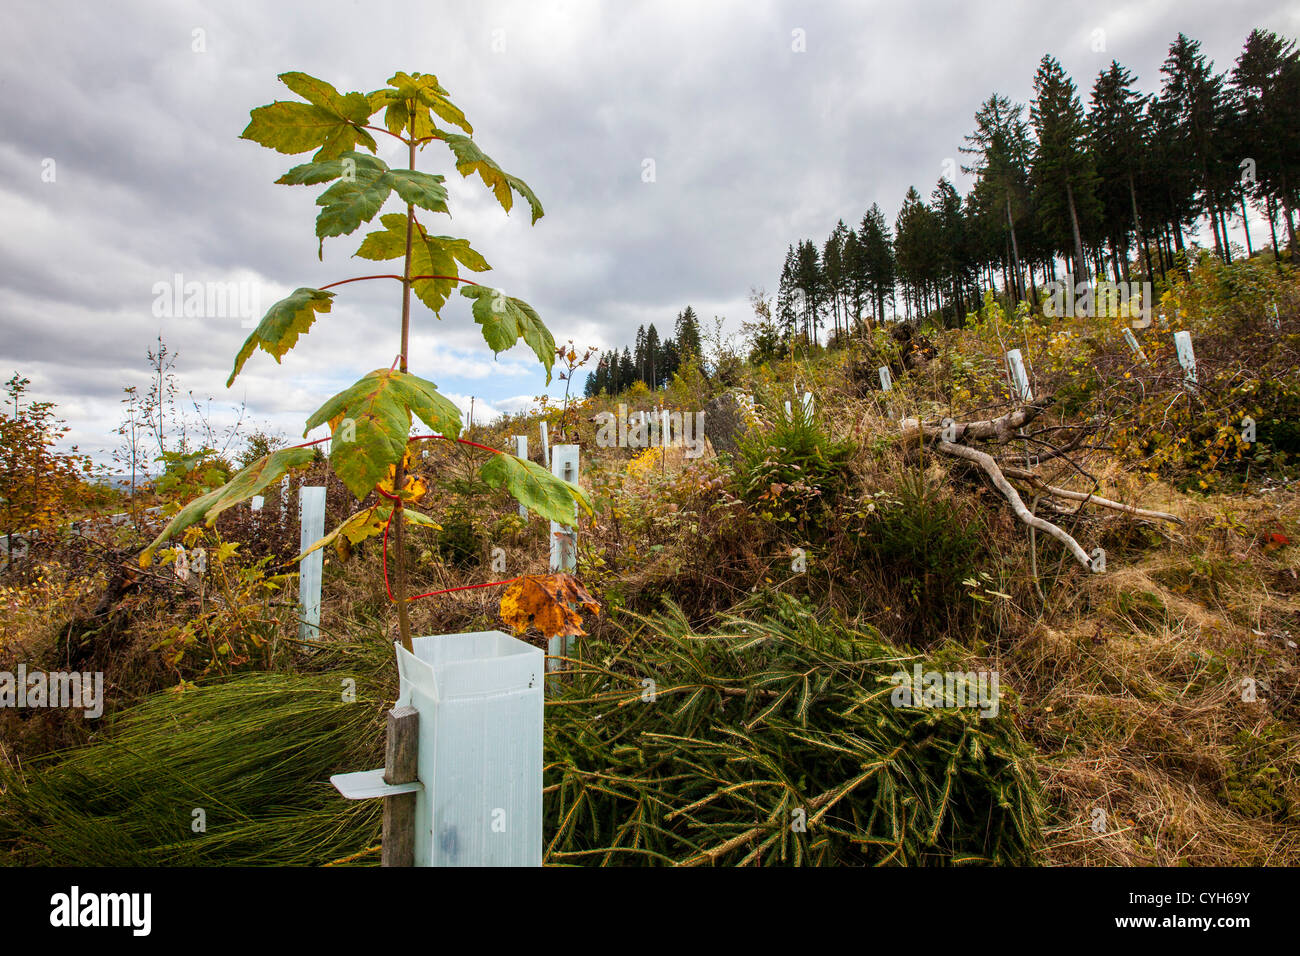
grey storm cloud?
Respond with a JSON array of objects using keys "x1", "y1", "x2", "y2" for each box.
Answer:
[{"x1": 1, "y1": 0, "x2": 1294, "y2": 463}]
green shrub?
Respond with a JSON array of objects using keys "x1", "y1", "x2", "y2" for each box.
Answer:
[
  {"x1": 733, "y1": 402, "x2": 856, "y2": 536},
  {"x1": 432, "y1": 511, "x2": 482, "y2": 569},
  {"x1": 849, "y1": 469, "x2": 987, "y2": 642}
]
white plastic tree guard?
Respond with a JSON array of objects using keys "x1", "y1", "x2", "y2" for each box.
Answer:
[
  {"x1": 397, "y1": 632, "x2": 543, "y2": 866},
  {"x1": 538, "y1": 420, "x2": 550, "y2": 468},
  {"x1": 784, "y1": 400, "x2": 792, "y2": 419},
  {"x1": 298, "y1": 486, "x2": 326, "y2": 642},
  {"x1": 511, "y1": 436, "x2": 528, "y2": 518},
  {"x1": 173, "y1": 544, "x2": 190, "y2": 582},
  {"x1": 250, "y1": 495, "x2": 264, "y2": 511},
  {"x1": 549, "y1": 444, "x2": 579, "y2": 575},
  {"x1": 878, "y1": 367, "x2": 892, "y2": 391},
  {"x1": 548, "y1": 444, "x2": 580, "y2": 680},
  {"x1": 332, "y1": 631, "x2": 544, "y2": 867},
  {"x1": 802, "y1": 391, "x2": 814, "y2": 416},
  {"x1": 1122, "y1": 328, "x2": 1147, "y2": 364},
  {"x1": 1006, "y1": 349, "x2": 1033, "y2": 402},
  {"x1": 1174, "y1": 330, "x2": 1197, "y2": 386}
]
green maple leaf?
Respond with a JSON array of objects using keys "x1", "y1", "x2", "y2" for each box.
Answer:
[
  {"x1": 480, "y1": 453, "x2": 591, "y2": 527},
  {"x1": 438, "y1": 132, "x2": 544, "y2": 223},
  {"x1": 140, "y1": 446, "x2": 316, "y2": 565},
  {"x1": 460, "y1": 286, "x2": 555, "y2": 381},
  {"x1": 313, "y1": 155, "x2": 448, "y2": 241},
  {"x1": 355, "y1": 214, "x2": 491, "y2": 314},
  {"x1": 370, "y1": 71, "x2": 472, "y2": 140},
  {"x1": 387, "y1": 169, "x2": 452, "y2": 209},
  {"x1": 304, "y1": 369, "x2": 462, "y2": 498},
  {"x1": 294, "y1": 503, "x2": 440, "y2": 562},
  {"x1": 277, "y1": 152, "x2": 449, "y2": 257},
  {"x1": 275, "y1": 155, "x2": 360, "y2": 186},
  {"x1": 228, "y1": 288, "x2": 335, "y2": 386},
  {"x1": 241, "y1": 72, "x2": 378, "y2": 160}
]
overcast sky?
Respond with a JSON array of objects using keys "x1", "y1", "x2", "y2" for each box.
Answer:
[{"x1": 2, "y1": 0, "x2": 1296, "y2": 468}]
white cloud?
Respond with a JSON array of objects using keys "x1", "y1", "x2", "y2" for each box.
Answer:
[{"x1": 1, "y1": 0, "x2": 1289, "y2": 466}]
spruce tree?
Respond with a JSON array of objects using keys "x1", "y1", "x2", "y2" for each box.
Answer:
[
  {"x1": 1088, "y1": 61, "x2": 1151, "y2": 280},
  {"x1": 1233, "y1": 29, "x2": 1300, "y2": 253},
  {"x1": 674, "y1": 306, "x2": 702, "y2": 362},
  {"x1": 776, "y1": 244, "x2": 800, "y2": 342},
  {"x1": 962, "y1": 94, "x2": 1033, "y2": 300},
  {"x1": 1030, "y1": 55, "x2": 1101, "y2": 282},
  {"x1": 1159, "y1": 35, "x2": 1235, "y2": 262},
  {"x1": 841, "y1": 229, "x2": 865, "y2": 331},
  {"x1": 859, "y1": 204, "x2": 895, "y2": 325}
]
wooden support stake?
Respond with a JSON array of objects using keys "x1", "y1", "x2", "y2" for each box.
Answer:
[{"x1": 382, "y1": 705, "x2": 419, "y2": 867}]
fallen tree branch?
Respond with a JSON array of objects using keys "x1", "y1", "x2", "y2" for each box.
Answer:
[
  {"x1": 1002, "y1": 466, "x2": 1183, "y2": 525},
  {"x1": 936, "y1": 440, "x2": 1092, "y2": 569},
  {"x1": 902, "y1": 395, "x2": 1176, "y2": 564},
  {"x1": 899, "y1": 401, "x2": 1051, "y2": 445}
]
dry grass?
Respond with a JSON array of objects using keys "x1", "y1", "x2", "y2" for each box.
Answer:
[{"x1": 1006, "y1": 488, "x2": 1300, "y2": 865}]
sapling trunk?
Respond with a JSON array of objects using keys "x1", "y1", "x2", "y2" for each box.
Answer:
[{"x1": 392, "y1": 138, "x2": 419, "y2": 654}]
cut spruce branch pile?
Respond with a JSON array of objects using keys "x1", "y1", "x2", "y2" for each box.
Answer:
[
  {"x1": 899, "y1": 399, "x2": 1183, "y2": 570},
  {"x1": 1, "y1": 601, "x2": 1043, "y2": 866},
  {"x1": 544, "y1": 600, "x2": 1043, "y2": 866}
]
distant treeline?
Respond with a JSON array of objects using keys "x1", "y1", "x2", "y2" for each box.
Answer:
[
  {"x1": 583, "y1": 306, "x2": 703, "y2": 397},
  {"x1": 772, "y1": 28, "x2": 1299, "y2": 341}
]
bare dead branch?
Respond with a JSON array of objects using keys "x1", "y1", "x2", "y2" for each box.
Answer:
[
  {"x1": 1002, "y1": 466, "x2": 1183, "y2": 524},
  {"x1": 935, "y1": 440, "x2": 1093, "y2": 568},
  {"x1": 899, "y1": 400, "x2": 1050, "y2": 446}
]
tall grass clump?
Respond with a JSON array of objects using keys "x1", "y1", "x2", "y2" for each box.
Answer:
[
  {"x1": 545, "y1": 597, "x2": 1043, "y2": 865},
  {"x1": 0, "y1": 638, "x2": 392, "y2": 866}
]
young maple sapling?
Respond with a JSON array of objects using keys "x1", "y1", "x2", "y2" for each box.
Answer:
[{"x1": 141, "y1": 70, "x2": 593, "y2": 652}]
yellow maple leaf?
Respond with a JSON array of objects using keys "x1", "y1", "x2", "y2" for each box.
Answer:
[{"x1": 375, "y1": 450, "x2": 428, "y2": 503}]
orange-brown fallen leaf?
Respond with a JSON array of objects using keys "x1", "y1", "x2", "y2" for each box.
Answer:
[{"x1": 499, "y1": 574, "x2": 601, "y2": 639}]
